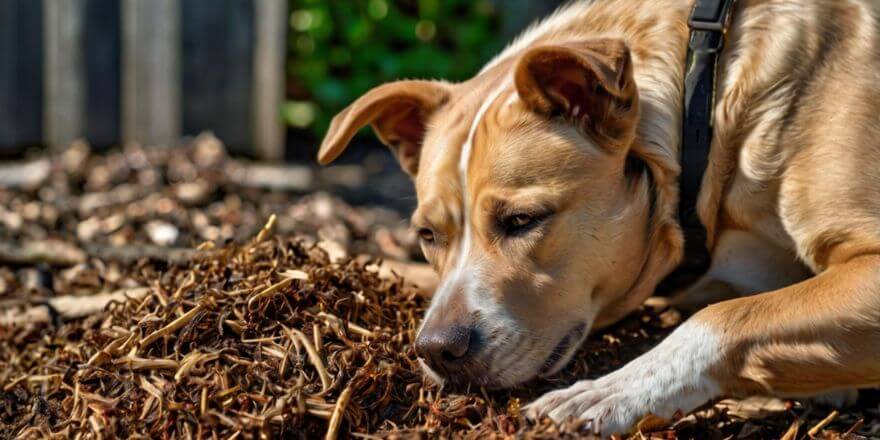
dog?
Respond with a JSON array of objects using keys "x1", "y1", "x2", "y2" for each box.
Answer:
[{"x1": 316, "y1": 0, "x2": 880, "y2": 435}]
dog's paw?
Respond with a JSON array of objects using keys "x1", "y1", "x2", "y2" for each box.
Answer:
[
  {"x1": 524, "y1": 378, "x2": 645, "y2": 436},
  {"x1": 525, "y1": 321, "x2": 724, "y2": 437}
]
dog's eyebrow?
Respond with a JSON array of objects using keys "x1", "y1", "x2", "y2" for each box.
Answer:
[
  {"x1": 410, "y1": 205, "x2": 447, "y2": 232},
  {"x1": 410, "y1": 212, "x2": 430, "y2": 229},
  {"x1": 484, "y1": 185, "x2": 563, "y2": 211},
  {"x1": 490, "y1": 198, "x2": 557, "y2": 218}
]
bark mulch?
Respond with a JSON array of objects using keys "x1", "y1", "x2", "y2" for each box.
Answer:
[{"x1": 0, "y1": 141, "x2": 876, "y2": 439}]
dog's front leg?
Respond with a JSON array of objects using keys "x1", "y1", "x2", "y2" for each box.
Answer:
[
  {"x1": 527, "y1": 254, "x2": 880, "y2": 437},
  {"x1": 525, "y1": 319, "x2": 723, "y2": 436}
]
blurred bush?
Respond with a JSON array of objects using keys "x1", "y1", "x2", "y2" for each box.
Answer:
[{"x1": 285, "y1": 0, "x2": 504, "y2": 138}]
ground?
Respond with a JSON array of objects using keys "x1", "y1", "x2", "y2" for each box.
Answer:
[{"x1": 0, "y1": 137, "x2": 876, "y2": 438}]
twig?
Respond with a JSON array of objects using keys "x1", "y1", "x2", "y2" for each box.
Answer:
[
  {"x1": 317, "y1": 312, "x2": 375, "y2": 338},
  {"x1": 255, "y1": 214, "x2": 277, "y2": 242},
  {"x1": 357, "y1": 256, "x2": 438, "y2": 296},
  {"x1": 844, "y1": 418, "x2": 864, "y2": 436},
  {"x1": 325, "y1": 385, "x2": 353, "y2": 440},
  {"x1": 313, "y1": 324, "x2": 322, "y2": 355},
  {"x1": 140, "y1": 396, "x2": 157, "y2": 422},
  {"x1": 114, "y1": 356, "x2": 179, "y2": 370},
  {"x1": 79, "y1": 390, "x2": 120, "y2": 407},
  {"x1": 0, "y1": 159, "x2": 50, "y2": 188},
  {"x1": 139, "y1": 304, "x2": 205, "y2": 350},
  {"x1": 247, "y1": 278, "x2": 293, "y2": 309},
  {"x1": 279, "y1": 340, "x2": 293, "y2": 379},
  {"x1": 83, "y1": 243, "x2": 208, "y2": 265},
  {"x1": 200, "y1": 387, "x2": 208, "y2": 416},
  {"x1": 172, "y1": 273, "x2": 197, "y2": 300},
  {"x1": 781, "y1": 419, "x2": 800, "y2": 440},
  {"x1": 0, "y1": 239, "x2": 86, "y2": 266},
  {"x1": 286, "y1": 327, "x2": 331, "y2": 392},
  {"x1": 175, "y1": 352, "x2": 219, "y2": 382},
  {"x1": 807, "y1": 410, "x2": 838, "y2": 438},
  {"x1": 51, "y1": 287, "x2": 151, "y2": 319},
  {"x1": 1, "y1": 287, "x2": 150, "y2": 327},
  {"x1": 280, "y1": 269, "x2": 309, "y2": 281},
  {"x1": 139, "y1": 376, "x2": 164, "y2": 400}
]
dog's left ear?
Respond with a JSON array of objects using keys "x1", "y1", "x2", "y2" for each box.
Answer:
[
  {"x1": 317, "y1": 80, "x2": 450, "y2": 176},
  {"x1": 515, "y1": 39, "x2": 639, "y2": 150}
]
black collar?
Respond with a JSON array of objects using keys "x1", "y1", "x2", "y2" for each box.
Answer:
[{"x1": 678, "y1": 0, "x2": 737, "y2": 270}]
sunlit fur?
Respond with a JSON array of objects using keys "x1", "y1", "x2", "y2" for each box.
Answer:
[
  {"x1": 403, "y1": 0, "x2": 690, "y2": 388},
  {"x1": 320, "y1": 0, "x2": 880, "y2": 434}
]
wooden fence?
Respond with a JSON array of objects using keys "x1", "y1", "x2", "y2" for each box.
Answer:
[{"x1": 0, "y1": 0, "x2": 287, "y2": 159}]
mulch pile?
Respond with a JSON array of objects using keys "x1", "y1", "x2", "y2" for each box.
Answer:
[{"x1": 1, "y1": 141, "x2": 877, "y2": 439}]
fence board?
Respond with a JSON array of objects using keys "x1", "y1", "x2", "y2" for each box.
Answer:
[
  {"x1": 224, "y1": 0, "x2": 254, "y2": 155},
  {"x1": 122, "y1": 0, "x2": 180, "y2": 147},
  {"x1": 83, "y1": 0, "x2": 121, "y2": 149},
  {"x1": 181, "y1": 0, "x2": 254, "y2": 156},
  {"x1": 44, "y1": 0, "x2": 85, "y2": 150},
  {"x1": 252, "y1": 0, "x2": 286, "y2": 160},
  {"x1": 0, "y1": 1, "x2": 13, "y2": 148},
  {"x1": 0, "y1": 0, "x2": 43, "y2": 152},
  {"x1": 182, "y1": 1, "x2": 227, "y2": 143}
]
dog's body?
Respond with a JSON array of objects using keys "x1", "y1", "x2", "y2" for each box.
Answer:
[{"x1": 318, "y1": 0, "x2": 880, "y2": 435}]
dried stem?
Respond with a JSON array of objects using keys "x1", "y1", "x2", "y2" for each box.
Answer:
[
  {"x1": 140, "y1": 304, "x2": 205, "y2": 350},
  {"x1": 325, "y1": 385, "x2": 353, "y2": 440},
  {"x1": 254, "y1": 214, "x2": 277, "y2": 242},
  {"x1": 246, "y1": 278, "x2": 293, "y2": 309},
  {"x1": 807, "y1": 410, "x2": 838, "y2": 437},
  {"x1": 318, "y1": 312, "x2": 375, "y2": 338},
  {"x1": 287, "y1": 327, "x2": 331, "y2": 392}
]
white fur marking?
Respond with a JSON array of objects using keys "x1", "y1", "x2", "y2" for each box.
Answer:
[
  {"x1": 457, "y1": 82, "x2": 511, "y2": 313},
  {"x1": 420, "y1": 81, "x2": 512, "y2": 328},
  {"x1": 504, "y1": 92, "x2": 519, "y2": 107}
]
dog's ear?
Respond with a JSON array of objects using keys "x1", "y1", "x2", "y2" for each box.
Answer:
[
  {"x1": 317, "y1": 80, "x2": 449, "y2": 176},
  {"x1": 515, "y1": 39, "x2": 638, "y2": 150}
]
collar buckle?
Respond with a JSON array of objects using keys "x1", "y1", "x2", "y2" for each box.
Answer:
[{"x1": 688, "y1": 0, "x2": 736, "y2": 32}]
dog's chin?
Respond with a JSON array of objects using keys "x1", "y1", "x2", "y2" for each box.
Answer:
[
  {"x1": 537, "y1": 323, "x2": 589, "y2": 378},
  {"x1": 418, "y1": 358, "x2": 446, "y2": 386},
  {"x1": 418, "y1": 358, "x2": 494, "y2": 388},
  {"x1": 419, "y1": 323, "x2": 589, "y2": 389}
]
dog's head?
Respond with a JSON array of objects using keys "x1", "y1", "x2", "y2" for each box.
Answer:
[{"x1": 318, "y1": 39, "x2": 683, "y2": 387}]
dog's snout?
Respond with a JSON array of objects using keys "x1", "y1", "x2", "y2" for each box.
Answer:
[{"x1": 415, "y1": 325, "x2": 475, "y2": 372}]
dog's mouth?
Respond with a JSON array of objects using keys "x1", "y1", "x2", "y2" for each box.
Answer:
[{"x1": 538, "y1": 323, "x2": 587, "y2": 377}]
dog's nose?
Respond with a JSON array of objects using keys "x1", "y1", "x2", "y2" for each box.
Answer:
[{"x1": 415, "y1": 325, "x2": 475, "y2": 373}]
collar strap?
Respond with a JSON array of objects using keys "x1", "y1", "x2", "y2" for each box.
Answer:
[{"x1": 679, "y1": 0, "x2": 736, "y2": 267}]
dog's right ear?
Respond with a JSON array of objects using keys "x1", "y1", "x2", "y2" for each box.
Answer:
[
  {"x1": 317, "y1": 80, "x2": 450, "y2": 176},
  {"x1": 514, "y1": 39, "x2": 638, "y2": 151}
]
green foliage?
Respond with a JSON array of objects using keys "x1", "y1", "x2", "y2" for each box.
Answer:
[{"x1": 285, "y1": 0, "x2": 504, "y2": 137}]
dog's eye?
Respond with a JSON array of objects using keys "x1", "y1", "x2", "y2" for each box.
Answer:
[
  {"x1": 417, "y1": 228, "x2": 436, "y2": 244},
  {"x1": 502, "y1": 213, "x2": 537, "y2": 235},
  {"x1": 509, "y1": 214, "x2": 533, "y2": 228}
]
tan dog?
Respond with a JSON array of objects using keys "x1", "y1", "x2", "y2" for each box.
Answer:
[{"x1": 317, "y1": 0, "x2": 880, "y2": 435}]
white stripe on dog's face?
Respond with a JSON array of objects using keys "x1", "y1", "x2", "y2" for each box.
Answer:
[{"x1": 421, "y1": 79, "x2": 512, "y2": 325}]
